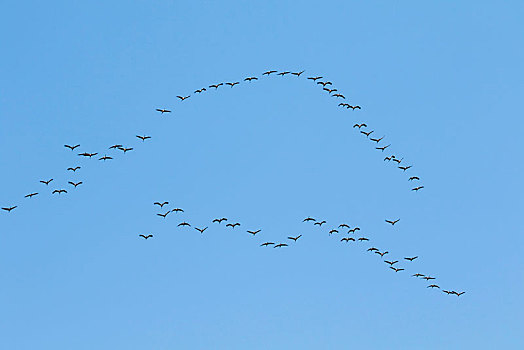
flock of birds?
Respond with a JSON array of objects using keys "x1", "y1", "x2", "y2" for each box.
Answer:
[{"x1": 2, "y1": 69, "x2": 462, "y2": 297}]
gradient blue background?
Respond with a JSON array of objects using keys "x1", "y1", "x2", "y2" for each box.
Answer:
[{"x1": 1, "y1": 1, "x2": 523, "y2": 349}]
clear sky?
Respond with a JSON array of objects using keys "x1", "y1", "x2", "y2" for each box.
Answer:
[{"x1": 1, "y1": 1, "x2": 523, "y2": 349}]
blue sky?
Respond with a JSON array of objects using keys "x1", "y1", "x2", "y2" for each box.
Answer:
[{"x1": 1, "y1": 1, "x2": 523, "y2": 349}]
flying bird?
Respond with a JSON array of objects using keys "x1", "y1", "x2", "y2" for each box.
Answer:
[
  {"x1": 329, "y1": 229, "x2": 339, "y2": 235},
  {"x1": 156, "y1": 108, "x2": 171, "y2": 113},
  {"x1": 154, "y1": 201, "x2": 169, "y2": 208},
  {"x1": 178, "y1": 222, "x2": 191, "y2": 227},
  {"x1": 157, "y1": 211, "x2": 171, "y2": 218},
  {"x1": 385, "y1": 260, "x2": 399, "y2": 266},
  {"x1": 353, "y1": 123, "x2": 367, "y2": 128},
  {"x1": 99, "y1": 155, "x2": 113, "y2": 161},
  {"x1": 307, "y1": 76, "x2": 323, "y2": 81},
  {"x1": 375, "y1": 251, "x2": 389, "y2": 257},
  {"x1": 332, "y1": 94, "x2": 345, "y2": 99},
  {"x1": 209, "y1": 83, "x2": 223, "y2": 89},
  {"x1": 226, "y1": 82, "x2": 240, "y2": 87},
  {"x1": 1, "y1": 206, "x2": 17, "y2": 212},
  {"x1": 213, "y1": 218, "x2": 227, "y2": 224},
  {"x1": 78, "y1": 152, "x2": 98, "y2": 158},
  {"x1": 370, "y1": 136, "x2": 384, "y2": 143},
  {"x1": 385, "y1": 219, "x2": 400, "y2": 226},
  {"x1": 314, "y1": 220, "x2": 326, "y2": 226},
  {"x1": 262, "y1": 70, "x2": 277, "y2": 76},
  {"x1": 288, "y1": 235, "x2": 302, "y2": 241},
  {"x1": 40, "y1": 179, "x2": 53, "y2": 185},
  {"x1": 52, "y1": 189, "x2": 67, "y2": 194},
  {"x1": 171, "y1": 208, "x2": 184, "y2": 213},
  {"x1": 195, "y1": 227, "x2": 208, "y2": 234},
  {"x1": 442, "y1": 290, "x2": 452, "y2": 295},
  {"x1": 277, "y1": 71, "x2": 290, "y2": 76},
  {"x1": 338, "y1": 224, "x2": 350, "y2": 229},
  {"x1": 291, "y1": 70, "x2": 305, "y2": 76},
  {"x1": 409, "y1": 176, "x2": 420, "y2": 181},
  {"x1": 303, "y1": 217, "x2": 315, "y2": 222},
  {"x1": 139, "y1": 234, "x2": 153, "y2": 239},
  {"x1": 260, "y1": 242, "x2": 275, "y2": 247},
  {"x1": 358, "y1": 237, "x2": 369, "y2": 241},
  {"x1": 247, "y1": 229, "x2": 261, "y2": 236},
  {"x1": 67, "y1": 166, "x2": 81, "y2": 172},
  {"x1": 361, "y1": 130, "x2": 374, "y2": 137},
  {"x1": 136, "y1": 135, "x2": 151, "y2": 142},
  {"x1": 341, "y1": 237, "x2": 355, "y2": 242},
  {"x1": 226, "y1": 222, "x2": 240, "y2": 228},
  {"x1": 348, "y1": 227, "x2": 360, "y2": 233},
  {"x1": 324, "y1": 88, "x2": 337, "y2": 93},
  {"x1": 317, "y1": 81, "x2": 332, "y2": 87},
  {"x1": 412, "y1": 186, "x2": 424, "y2": 192},
  {"x1": 427, "y1": 285, "x2": 440, "y2": 289},
  {"x1": 25, "y1": 192, "x2": 38, "y2": 198},
  {"x1": 109, "y1": 144, "x2": 123, "y2": 149},
  {"x1": 64, "y1": 144, "x2": 80, "y2": 151},
  {"x1": 392, "y1": 157, "x2": 403, "y2": 164},
  {"x1": 274, "y1": 243, "x2": 288, "y2": 248},
  {"x1": 423, "y1": 276, "x2": 436, "y2": 281},
  {"x1": 384, "y1": 156, "x2": 393, "y2": 161},
  {"x1": 119, "y1": 147, "x2": 133, "y2": 153},
  {"x1": 390, "y1": 267, "x2": 404, "y2": 272},
  {"x1": 349, "y1": 105, "x2": 361, "y2": 110},
  {"x1": 451, "y1": 291, "x2": 466, "y2": 296},
  {"x1": 244, "y1": 77, "x2": 258, "y2": 81},
  {"x1": 194, "y1": 88, "x2": 207, "y2": 93},
  {"x1": 412, "y1": 273, "x2": 424, "y2": 277},
  {"x1": 376, "y1": 145, "x2": 391, "y2": 151},
  {"x1": 367, "y1": 247, "x2": 379, "y2": 252},
  {"x1": 399, "y1": 165, "x2": 412, "y2": 171},
  {"x1": 68, "y1": 181, "x2": 83, "y2": 188},
  {"x1": 177, "y1": 95, "x2": 190, "y2": 101},
  {"x1": 404, "y1": 256, "x2": 418, "y2": 261}
]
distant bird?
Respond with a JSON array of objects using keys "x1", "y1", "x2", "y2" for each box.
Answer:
[
  {"x1": 64, "y1": 144, "x2": 80, "y2": 151},
  {"x1": 324, "y1": 88, "x2": 337, "y2": 93},
  {"x1": 332, "y1": 94, "x2": 345, "y2": 99},
  {"x1": 247, "y1": 229, "x2": 261, "y2": 236},
  {"x1": 442, "y1": 290, "x2": 452, "y2": 295},
  {"x1": 274, "y1": 243, "x2": 288, "y2": 248},
  {"x1": 427, "y1": 285, "x2": 440, "y2": 289},
  {"x1": 370, "y1": 136, "x2": 384, "y2": 143},
  {"x1": 423, "y1": 276, "x2": 436, "y2": 281},
  {"x1": 25, "y1": 192, "x2": 38, "y2": 198},
  {"x1": 399, "y1": 165, "x2": 412, "y2": 171},
  {"x1": 384, "y1": 156, "x2": 393, "y2": 161},
  {"x1": 451, "y1": 291, "x2": 466, "y2": 296},
  {"x1": 375, "y1": 251, "x2": 389, "y2": 257},
  {"x1": 244, "y1": 77, "x2": 258, "y2": 81},
  {"x1": 262, "y1": 70, "x2": 277, "y2": 76},
  {"x1": 338, "y1": 223, "x2": 350, "y2": 229},
  {"x1": 195, "y1": 227, "x2": 208, "y2": 234},
  {"x1": 139, "y1": 234, "x2": 153, "y2": 239},
  {"x1": 353, "y1": 123, "x2": 367, "y2": 129},
  {"x1": 154, "y1": 201, "x2": 169, "y2": 208},
  {"x1": 99, "y1": 155, "x2": 113, "y2": 161},
  {"x1": 314, "y1": 220, "x2": 326, "y2": 226},
  {"x1": 136, "y1": 135, "x2": 151, "y2": 142},
  {"x1": 367, "y1": 247, "x2": 379, "y2": 252},
  {"x1": 361, "y1": 130, "x2": 374, "y2": 137},
  {"x1": 303, "y1": 217, "x2": 315, "y2": 222},
  {"x1": 358, "y1": 237, "x2": 369, "y2": 241},
  {"x1": 277, "y1": 71, "x2": 290, "y2": 76},
  {"x1": 109, "y1": 144, "x2": 123, "y2": 149},
  {"x1": 157, "y1": 211, "x2": 171, "y2": 218},
  {"x1": 67, "y1": 166, "x2": 81, "y2": 172},
  {"x1": 390, "y1": 267, "x2": 404, "y2": 272},
  {"x1": 226, "y1": 222, "x2": 240, "y2": 228},
  {"x1": 329, "y1": 229, "x2": 339, "y2": 235},
  {"x1": 317, "y1": 81, "x2": 332, "y2": 87},
  {"x1": 52, "y1": 189, "x2": 67, "y2": 195},
  {"x1": 194, "y1": 88, "x2": 207, "y2": 93},
  {"x1": 226, "y1": 82, "x2": 240, "y2": 87},
  {"x1": 385, "y1": 219, "x2": 400, "y2": 226},
  {"x1": 119, "y1": 147, "x2": 133, "y2": 153},
  {"x1": 213, "y1": 218, "x2": 227, "y2": 224},
  {"x1": 178, "y1": 222, "x2": 191, "y2": 227},
  {"x1": 291, "y1": 70, "x2": 305, "y2": 76},
  {"x1": 341, "y1": 237, "x2": 355, "y2": 242},
  {"x1": 348, "y1": 227, "x2": 360, "y2": 233},
  {"x1": 1, "y1": 206, "x2": 17, "y2": 212},
  {"x1": 349, "y1": 105, "x2": 361, "y2": 110},
  {"x1": 209, "y1": 83, "x2": 223, "y2": 89},
  {"x1": 409, "y1": 176, "x2": 420, "y2": 181},
  {"x1": 40, "y1": 179, "x2": 53, "y2": 185},
  {"x1": 68, "y1": 181, "x2": 83, "y2": 188},
  {"x1": 288, "y1": 235, "x2": 302, "y2": 241},
  {"x1": 412, "y1": 186, "x2": 424, "y2": 192},
  {"x1": 385, "y1": 260, "x2": 399, "y2": 266},
  {"x1": 260, "y1": 242, "x2": 275, "y2": 247},
  {"x1": 404, "y1": 256, "x2": 418, "y2": 261},
  {"x1": 376, "y1": 145, "x2": 391, "y2": 151},
  {"x1": 392, "y1": 157, "x2": 403, "y2": 164},
  {"x1": 78, "y1": 152, "x2": 98, "y2": 158},
  {"x1": 307, "y1": 76, "x2": 323, "y2": 81},
  {"x1": 156, "y1": 108, "x2": 171, "y2": 113},
  {"x1": 171, "y1": 208, "x2": 184, "y2": 213},
  {"x1": 177, "y1": 95, "x2": 190, "y2": 101},
  {"x1": 412, "y1": 273, "x2": 424, "y2": 277}
]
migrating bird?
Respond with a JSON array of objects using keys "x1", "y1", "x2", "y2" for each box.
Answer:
[
  {"x1": 329, "y1": 229, "x2": 339, "y2": 235},
  {"x1": 171, "y1": 208, "x2": 184, "y2": 213},
  {"x1": 375, "y1": 251, "x2": 389, "y2": 257},
  {"x1": 67, "y1": 166, "x2": 81, "y2": 172},
  {"x1": 262, "y1": 70, "x2": 277, "y2": 76},
  {"x1": 157, "y1": 211, "x2": 171, "y2": 218},
  {"x1": 177, "y1": 95, "x2": 190, "y2": 101},
  {"x1": 332, "y1": 93, "x2": 345, "y2": 99},
  {"x1": 195, "y1": 227, "x2": 208, "y2": 234},
  {"x1": 244, "y1": 77, "x2": 258, "y2": 81},
  {"x1": 274, "y1": 243, "x2": 288, "y2": 248},
  {"x1": 385, "y1": 260, "x2": 399, "y2": 266},
  {"x1": 288, "y1": 235, "x2": 302, "y2": 241},
  {"x1": 341, "y1": 237, "x2": 355, "y2": 242},
  {"x1": 209, "y1": 83, "x2": 223, "y2": 89},
  {"x1": 260, "y1": 242, "x2": 275, "y2": 247},
  {"x1": 156, "y1": 109, "x2": 171, "y2": 114},
  {"x1": 303, "y1": 217, "x2": 315, "y2": 222},
  {"x1": 348, "y1": 227, "x2": 360, "y2": 233},
  {"x1": 213, "y1": 218, "x2": 227, "y2": 224},
  {"x1": 64, "y1": 144, "x2": 80, "y2": 151},
  {"x1": 353, "y1": 123, "x2": 367, "y2": 129},
  {"x1": 358, "y1": 237, "x2": 369, "y2": 241},
  {"x1": 451, "y1": 291, "x2": 466, "y2": 296},
  {"x1": 361, "y1": 130, "x2": 374, "y2": 137},
  {"x1": 109, "y1": 144, "x2": 123, "y2": 150},
  {"x1": 99, "y1": 155, "x2": 112, "y2": 161},
  {"x1": 136, "y1": 135, "x2": 151, "y2": 142},
  {"x1": 226, "y1": 82, "x2": 240, "y2": 87},
  {"x1": 78, "y1": 152, "x2": 98, "y2": 158},
  {"x1": 390, "y1": 267, "x2": 404, "y2": 272},
  {"x1": 412, "y1": 273, "x2": 424, "y2": 278},
  {"x1": 367, "y1": 247, "x2": 379, "y2": 252},
  {"x1": 1, "y1": 206, "x2": 17, "y2": 212},
  {"x1": 291, "y1": 70, "x2": 305, "y2": 76},
  {"x1": 25, "y1": 192, "x2": 38, "y2": 198},
  {"x1": 338, "y1": 223, "x2": 350, "y2": 229},
  {"x1": 325, "y1": 88, "x2": 338, "y2": 94},
  {"x1": 317, "y1": 81, "x2": 332, "y2": 87},
  {"x1": 178, "y1": 222, "x2": 191, "y2": 227},
  {"x1": 409, "y1": 176, "x2": 420, "y2": 181},
  {"x1": 139, "y1": 234, "x2": 153, "y2": 239},
  {"x1": 68, "y1": 181, "x2": 83, "y2": 188},
  {"x1": 404, "y1": 256, "x2": 418, "y2": 261},
  {"x1": 307, "y1": 76, "x2": 323, "y2": 81},
  {"x1": 423, "y1": 276, "x2": 436, "y2": 281},
  {"x1": 247, "y1": 229, "x2": 261, "y2": 236},
  {"x1": 427, "y1": 285, "x2": 440, "y2": 289},
  {"x1": 277, "y1": 71, "x2": 290, "y2": 76},
  {"x1": 399, "y1": 165, "x2": 412, "y2": 171},
  {"x1": 154, "y1": 201, "x2": 169, "y2": 208},
  {"x1": 412, "y1": 186, "x2": 424, "y2": 192},
  {"x1": 349, "y1": 105, "x2": 361, "y2": 110},
  {"x1": 226, "y1": 222, "x2": 240, "y2": 228},
  {"x1": 52, "y1": 189, "x2": 67, "y2": 195},
  {"x1": 370, "y1": 136, "x2": 384, "y2": 143},
  {"x1": 194, "y1": 88, "x2": 207, "y2": 93},
  {"x1": 314, "y1": 220, "x2": 326, "y2": 226},
  {"x1": 40, "y1": 179, "x2": 53, "y2": 185},
  {"x1": 119, "y1": 147, "x2": 133, "y2": 153},
  {"x1": 376, "y1": 145, "x2": 391, "y2": 151},
  {"x1": 392, "y1": 157, "x2": 403, "y2": 164},
  {"x1": 385, "y1": 219, "x2": 400, "y2": 226}
]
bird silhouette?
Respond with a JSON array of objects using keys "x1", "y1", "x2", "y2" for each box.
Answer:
[
  {"x1": 427, "y1": 285, "x2": 440, "y2": 289},
  {"x1": 226, "y1": 222, "x2": 240, "y2": 228},
  {"x1": 451, "y1": 291, "x2": 465, "y2": 296},
  {"x1": 423, "y1": 276, "x2": 436, "y2": 281},
  {"x1": 68, "y1": 181, "x2": 83, "y2": 188},
  {"x1": 367, "y1": 247, "x2": 379, "y2": 252},
  {"x1": 358, "y1": 237, "x2": 369, "y2": 241},
  {"x1": 78, "y1": 152, "x2": 98, "y2": 158},
  {"x1": 118, "y1": 147, "x2": 133, "y2": 153},
  {"x1": 338, "y1": 223, "x2": 350, "y2": 229},
  {"x1": 353, "y1": 123, "x2": 367, "y2": 128},
  {"x1": 404, "y1": 256, "x2": 418, "y2": 261},
  {"x1": 385, "y1": 219, "x2": 400, "y2": 226},
  {"x1": 213, "y1": 218, "x2": 227, "y2": 224},
  {"x1": 348, "y1": 227, "x2": 360, "y2": 233},
  {"x1": 277, "y1": 71, "x2": 290, "y2": 76},
  {"x1": 307, "y1": 76, "x2": 322, "y2": 81},
  {"x1": 390, "y1": 267, "x2": 404, "y2": 272},
  {"x1": 194, "y1": 88, "x2": 207, "y2": 93},
  {"x1": 244, "y1": 77, "x2": 258, "y2": 81},
  {"x1": 317, "y1": 81, "x2": 332, "y2": 87},
  {"x1": 361, "y1": 130, "x2": 374, "y2": 137},
  {"x1": 157, "y1": 211, "x2": 171, "y2": 218},
  {"x1": 384, "y1": 156, "x2": 393, "y2": 161},
  {"x1": 412, "y1": 186, "x2": 424, "y2": 192},
  {"x1": 398, "y1": 165, "x2": 412, "y2": 171},
  {"x1": 291, "y1": 70, "x2": 305, "y2": 76},
  {"x1": 274, "y1": 243, "x2": 288, "y2": 248},
  {"x1": 375, "y1": 251, "x2": 389, "y2": 257},
  {"x1": 385, "y1": 260, "x2": 399, "y2": 266},
  {"x1": 25, "y1": 193, "x2": 38, "y2": 198},
  {"x1": 178, "y1": 222, "x2": 191, "y2": 227},
  {"x1": 139, "y1": 234, "x2": 153, "y2": 239},
  {"x1": 376, "y1": 145, "x2": 391, "y2": 151},
  {"x1": 52, "y1": 189, "x2": 67, "y2": 194},
  {"x1": 40, "y1": 179, "x2": 53, "y2": 185},
  {"x1": 349, "y1": 105, "x2": 361, "y2": 110},
  {"x1": 314, "y1": 220, "x2": 326, "y2": 226},
  {"x1": 262, "y1": 70, "x2": 277, "y2": 76},
  {"x1": 136, "y1": 135, "x2": 151, "y2": 142},
  {"x1": 171, "y1": 208, "x2": 184, "y2": 213},
  {"x1": 260, "y1": 242, "x2": 275, "y2": 247},
  {"x1": 64, "y1": 144, "x2": 80, "y2": 151},
  {"x1": 288, "y1": 235, "x2": 302, "y2": 241},
  {"x1": 177, "y1": 95, "x2": 190, "y2": 101},
  {"x1": 1, "y1": 206, "x2": 17, "y2": 212},
  {"x1": 392, "y1": 157, "x2": 403, "y2": 164},
  {"x1": 99, "y1": 155, "x2": 113, "y2": 161},
  {"x1": 195, "y1": 227, "x2": 208, "y2": 234},
  {"x1": 329, "y1": 229, "x2": 339, "y2": 235},
  {"x1": 341, "y1": 237, "x2": 355, "y2": 242},
  {"x1": 303, "y1": 217, "x2": 315, "y2": 222},
  {"x1": 332, "y1": 94, "x2": 345, "y2": 99},
  {"x1": 412, "y1": 273, "x2": 424, "y2": 277},
  {"x1": 156, "y1": 108, "x2": 171, "y2": 113},
  {"x1": 154, "y1": 201, "x2": 169, "y2": 208},
  {"x1": 409, "y1": 176, "x2": 420, "y2": 181},
  {"x1": 226, "y1": 82, "x2": 240, "y2": 87},
  {"x1": 247, "y1": 229, "x2": 261, "y2": 236},
  {"x1": 67, "y1": 166, "x2": 81, "y2": 172},
  {"x1": 109, "y1": 144, "x2": 123, "y2": 149},
  {"x1": 370, "y1": 136, "x2": 384, "y2": 143}
]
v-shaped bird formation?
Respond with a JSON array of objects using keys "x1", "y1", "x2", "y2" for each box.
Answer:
[{"x1": 2, "y1": 68, "x2": 462, "y2": 297}]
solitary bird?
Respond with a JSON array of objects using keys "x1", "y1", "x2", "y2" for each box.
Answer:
[
  {"x1": 226, "y1": 82, "x2": 240, "y2": 87},
  {"x1": 244, "y1": 77, "x2": 258, "y2": 81},
  {"x1": 68, "y1": 181, "x2": 83, "y2": 188},
  {"x1": 178, "y1": 222, "x2": 191, "y2": 227},
  {"x1": 226, "y1": 222, "x2": 240, "y2": 228},
  {"x1": 314, "y1": 220, "x2": 326, "y2": 226},
  {"x1": 195, "y1": 227, "x2": 208, "y2": 234},
  {"x1": 25, "y1": 192, "x2": 38, "y2": 198},
  {"x1": 260, "y1": 242, "x2": 275, "y2": 247},
  {"x1": 52, "y1": 189, "x2": 67, "y2": 194},
  {"x1": 385, "y1": 219, "x2": 400, "y2": 226},
  {"x1": 247, "y1": 229, "x2": 261, "y2": 236},
  {"x1": 274, "y1": 243, "x2": 288, "y2": 248},
  {"x1": 262, "y1": 70, "x2": 277, "y2": 76},
  {"x1": 136, "y1": 135, "x2": 151, "y2": 142},
  {"x1": 67, "y1": 166, "x2": 81, "y2": 172},
  {"x1": 40, "y1": 179, "x2": 53, "y2": 185},
  {"x1": 353, "y1": 123, "x2": 367, "y2": 129},
  {"x1": 1, "y1": 206, "x2": 17, "y2": 212},
  {"x1": 194, "y1": 88, "x2": 207, "y2": 93},
  {"x1": 99, "y1": 155, "x2": 113, "y2": 161},
  {"x1": 404, "y1": 256, "x2": 418, "y2": 261},
  {"x1": 288, "y1": 235, "x2": 302, "y2": 241},
  {"x1": 64, "y1": 144, "x2": 80, "y2": 151},
  {"x1": 177, "y1": 95, "x2": 190, "y2": 101},
  {"x1": 139, "y1": 234, "x2": 153, "y2": 239},
  {"x1": 376, "y1": 145, "x2": 391, "y2": 151},
  {"x1": 390, "y1": 267, "x2": 404, "y2": 272},
  {"x1": 213, "y1": 218, "x2": 227, "y2": 224},
  {"x1": 154, "y1": 201, "x2": 169, "y2": 208},
  {"x1": 412, "y1": 186, "x2": 424, "y2": 192},
  {"x1": 156, "y1": 108, "x2": 171, "y2": 113},
  {"x1": 409, "y1": 176, "x2": 420, "y2": 181},
  {"x1": 209, "y1": 83, "x2": 223, "y2": 89}
]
